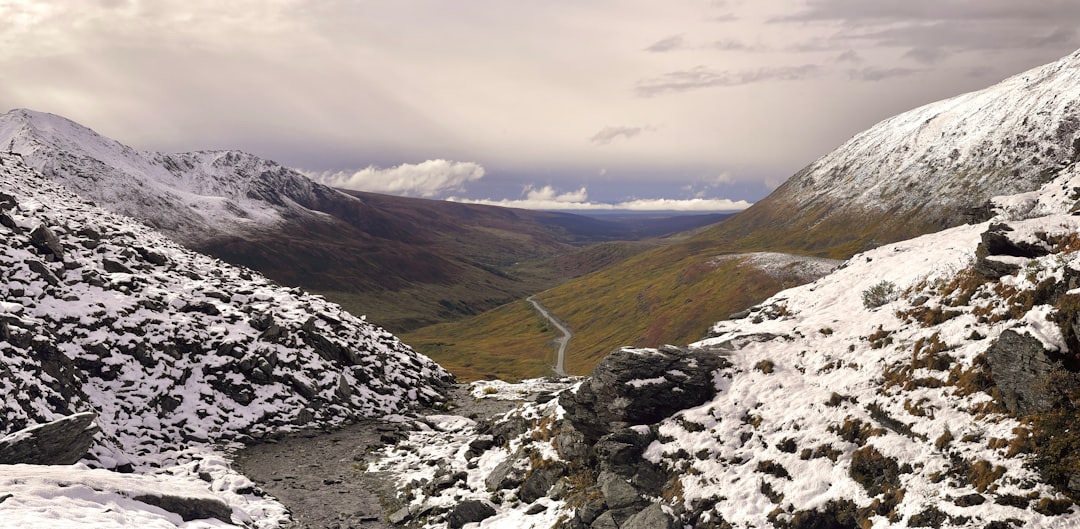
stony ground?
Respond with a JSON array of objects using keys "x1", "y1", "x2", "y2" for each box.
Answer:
[{"x1": 234, "y1": 384, "x2": 523, "y2": 529}]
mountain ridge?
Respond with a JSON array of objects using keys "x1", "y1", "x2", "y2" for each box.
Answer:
[{"x1": 0, "y1": 109, "x2": 728, "y2": 332}]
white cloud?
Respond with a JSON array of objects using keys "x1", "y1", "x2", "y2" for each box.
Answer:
[
  {"x1": 448, "y1": 185, "x2": 751, "y2": 212},
  {"x1": 303, "y1": 160, "x2": 485, "y2": 198}
]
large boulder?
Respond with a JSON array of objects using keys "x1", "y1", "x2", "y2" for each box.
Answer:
[
  {"x1": 985, "y1": 330, "x2": 1078, "y2": 416},
  {"x1": 559, "y1": 345, "x2": 729, "y2": 441},
  {"x1": 447, "y1": 499, "x2": 495, "y2": 529},
  {"x1": 0, "y1": 412, "x2": 98, "y2": 465}
]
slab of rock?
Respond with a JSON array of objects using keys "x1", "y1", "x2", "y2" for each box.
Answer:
[
  {"x1": 621, "y1": 503, "x2": 677, "y2": 529},
  {"x1": 0, "y1": 412, "x2": 98, "y2": 465},
  {"x1": 447, "y1": 499, "x2": 495, "y2": 529},
  {"x1": 560, "y1": 345, "x2": 729, "y2": 441},
  {"x1": 985, "y1": 330, "x2": 1078, "y2": 416}
]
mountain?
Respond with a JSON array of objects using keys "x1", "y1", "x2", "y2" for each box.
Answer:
[
  {"x1": 370, "y1": 127, "x2": 1080, "y2": 529},
  {"x1": 0, "y1": 109, "x2": 726, "y2": 332},
  {"x1": 421, "y1": 48, "x2": 1080, "y2": 379},
  {"x1": 0, "y1": 151, "x2": 453, "y2": 463}
]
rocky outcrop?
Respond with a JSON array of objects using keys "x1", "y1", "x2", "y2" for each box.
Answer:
[
  {"x1": 133, "y1": 493, "x2": 233, "y2": 523},
  {"x1": 447, "y1": 500, "x2": 495, "y2": 529},
  {"x1": 559, "y1": 345, "x2": 730, "y2": 441},
  {"x1": 985, "y1": 330, "x2": 1078, "y2": 416},
  {"x1": 0, "y1": 412, "x2": 98, "y2": 465},
  {"x1": 975, "y1": 224, "x2": 1052, "y2": 279}
]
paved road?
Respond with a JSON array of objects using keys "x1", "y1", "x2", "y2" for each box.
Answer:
[{"x1": 527, "y1": 295, "x2": 571, "y2": 376}]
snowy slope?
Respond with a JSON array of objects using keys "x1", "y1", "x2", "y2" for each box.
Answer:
[
  {"x1": 0, "y1": 109, "x2": 343, "y2": 244},
  {"x1": 0, "y1": 152, "x2": 452, "y2": 467},
  {"x1": 368, "y1": 156, "x2": 1080, "y2": 528},
  {"x1": 741, "y1": 48, "x2": 1080, "y2": 247}
]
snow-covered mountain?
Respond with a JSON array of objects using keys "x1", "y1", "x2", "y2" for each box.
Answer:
[
  {"x1": 0, "y1": 151, "x2": 452, "y2": 464},
  {"x1": 734, "y1": 49, "x2": 1080, "y2": 253},
  {"x1": 0, "y1": 109, "x2": 346, "y2": 244}
]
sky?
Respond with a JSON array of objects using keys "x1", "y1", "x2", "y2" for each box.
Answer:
[{"x1": 2, "y1": 1, "x2": 1080, "y2": 211}]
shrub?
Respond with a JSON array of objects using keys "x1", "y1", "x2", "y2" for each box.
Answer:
[{"x1": 862, "y1": 280, "x2": 897, "y2": 309}]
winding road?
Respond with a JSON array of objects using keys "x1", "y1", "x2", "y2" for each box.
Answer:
[{"x1": 527, "y1": 295, "x2": 571, "y2": 377}]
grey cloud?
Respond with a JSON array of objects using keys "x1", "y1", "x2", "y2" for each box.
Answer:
[
  {"x1": 771, "y1": 2, "x2": 1080, "y2": 58},
  {"x1": 847, "y1": 67, "x2": 923, "y2": 82},
  {"x1": 835, "y1": 50, "x2": 863, "y2": 64},
  {"x1": 710, "y1": 13, "x2": 739, "y2": 22},
  {"x1": 645, "y1": 35, "x2": 686, "y2": 53},
  {"x1": 904, "y1": 46, "x2": 949, "y2": 64},
  {"x1": 590, "y1": 126, "x2": 648, "y2": 145},
  {"x1": 709, "y1": 39, "x2": 760, "y2": 52},
  {"x1": 774, "y1": 0, "x2": 1080, "y2": 23},
  {"x1": 635, "y1": 64, "x2": 820, "y2": 97}
]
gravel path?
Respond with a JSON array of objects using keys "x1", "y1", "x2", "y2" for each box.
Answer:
[{"x1": 234, "y1": 385, "x2": 521, "y2": 529}]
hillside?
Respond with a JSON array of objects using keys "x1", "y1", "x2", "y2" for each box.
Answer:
[
  {"x1": 0, "y1": 151, "x2": 453, "y2": 526},
  {"x1": 371, "y1": 141, "x2": 1080, "y2": 529},
  {"x1": 0, "y1": 109, "x2": 725, "y2": 332},
  {"x1": 417, "y1": 48, "x2": 1080, "y2": 379}
]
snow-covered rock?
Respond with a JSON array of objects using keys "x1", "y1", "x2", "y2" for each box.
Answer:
[{"x1": 0, "y1": 152, "x2": 452, "y2": 470}]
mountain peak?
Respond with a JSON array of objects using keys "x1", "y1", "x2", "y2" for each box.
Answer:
[{"x1": 730, "y1": 47, "x2": 1080, "y2": 255}]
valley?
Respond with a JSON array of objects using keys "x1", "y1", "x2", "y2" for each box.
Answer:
[{"x1": 6, "y1": 35, "x2": 1080, "y2": 529}]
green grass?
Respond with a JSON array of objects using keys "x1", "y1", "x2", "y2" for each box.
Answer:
[
  {"x1": 400, "y1": 194, "x2": 964, "y2": 381},
  {"x1": 401, "y1": 300, "x2": 561, "y2": 382}
]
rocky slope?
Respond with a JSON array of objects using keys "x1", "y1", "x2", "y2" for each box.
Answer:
[
  {"x1": 0, "y1": 151, "x2": 454, "y2": 525},
  {"x1": 368, "y1": 140, "x2": 1080, "y2": 527}
]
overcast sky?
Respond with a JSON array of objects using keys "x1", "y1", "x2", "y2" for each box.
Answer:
[{"x1": 3, "y1": 1, "x2": 1080, "y2": 211}]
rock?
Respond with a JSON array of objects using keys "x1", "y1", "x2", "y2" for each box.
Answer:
[
  {"x1": 594, "y1": 427, "x2": 654, "y2": 475},
  {"x1": 132, "y1": 493, "x2": 233, "y2": 523},
  {"x1": 555, "y1": 424, "x2": 589, "y2": 462},
  {"x1": 29, "y1": 225, "x2": 64, "y2": 261},
  {"x1": 985, "y1": 330, "x2": 1078, "y2": 416},
  {"x1": 447, "y1": 499, "x2": 495, "y2": 529},
  {"x1": 485, "y1": 454, "x2": 525, "y2": 491},
  {"x1": 975, "y1": 223, "x2": 1051, "y2": 279},
  {"x1": 0, "y1": 212, "x2": 19, "y2": 232},
  {"x1": 0, "y1": 412, "x2": 98, "y2": 465},
  {"x1": 520, "y1": 464, "x2": 566, "y2": 503},
  {"x1": 589, "y1": 511, "x2": 619, "y2": 529},
  {"x1": 388, "y1": 506, "x2": 412, "y2": 524},
  {"x1": 560, "y1": 346, "x2": 729, "y2": 441},
  {"x1": 598, "y1": 471, "x2": 640, "y2": 509},
  {"x1": 26, "y1": 259, "x2": 60, "y2": 286},
  {"x1": 102, "y1": 258, "x2": 132, "y2": 274},
  {"x1": 526, "y1": 503, "x2": 548, "y2": 515},
  {"x1": 980, "y1": 223, "x2": 1050, "y2": 258},
  {"x1": 954, "y1": 493, "x2": 986, "y2": 507},
  {"x1": 621, "y1": 503, "x2": 677, "y2": 529},
  {"x1": 466, "y1": 435, "x2": 496, "y2": 459}
]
